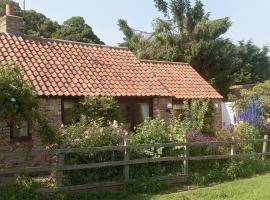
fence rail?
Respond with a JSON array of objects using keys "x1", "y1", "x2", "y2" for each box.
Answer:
[{"x1": 0, "y1": 135, "x2": 269, "y2": 192}]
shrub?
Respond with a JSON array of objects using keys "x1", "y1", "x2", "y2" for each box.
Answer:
[
  {"x1": 125, "y1": 177, "x2": 168, "y2": 193},
  {"x1": 130, "y1": 117, "x2": 185, "y2": 179},
  {"x1": 190, "y1": 158, "x2": 270, "y2": 185},
  {"x1": 61, "y1": 117, "x2": 125, "y2": 148},
  {"x1": 181, "y1": 100, "x2": 214, "y2": 133},
  {"x1": 0, "y1": 64, "x2": 58, "y2": 146},
  {"x1": 59, "y1": 117, "x2": 126, "y2": 185},
  {"x1": 73, "y1": 96, "x2": 124, "y2": 125},
  {"x1": 0, "y1": 64, "x2": 39, "y2": 130},
  {"x1": 235, "y1": 122, "x2": 261, "y2": 139},
  {"x1": 132, "y1": 117, "x2": 169, "y2": 144},
  {"x1": 233, "y1": 80, "x2": 270, "y2": 134}
]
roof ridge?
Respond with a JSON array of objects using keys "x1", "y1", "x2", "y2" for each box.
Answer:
[
  {"x1": 141, "y1": 59, "x2": 189, "y2": 65},
  {"x1": 0, "y1": 32, "x2": 129, "y2": 50}
]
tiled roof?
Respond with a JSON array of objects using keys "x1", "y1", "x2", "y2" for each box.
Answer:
[
  {"x1": 0, "y1": 33, "x2": 169, "y2": 97},
  {"x1": 0, "y1": 33, "x2": 222, "y2": 99},
  {"x1": 141, "y1": 60, "x2": 223, "y2": 99}
]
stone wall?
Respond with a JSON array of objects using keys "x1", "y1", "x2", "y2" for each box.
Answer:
[{"x1": 153, "y1": 97, "x2": 172, "y2": 122}]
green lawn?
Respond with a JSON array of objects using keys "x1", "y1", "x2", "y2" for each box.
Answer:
[
  {"x1": 130, "y1": 173, "x2": 270, "y2": 200},
  {"x1": 1, "y1": 173, "x2": 270, "y2": 200}
]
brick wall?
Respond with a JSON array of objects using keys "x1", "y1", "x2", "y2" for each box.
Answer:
[
  {"x1": 40, "y1": 98, "x2": 62, "y2": 128},
  {"x1": 0, "y1": 15, "x2": 24, "y2": 34},
  {"x1": 153, "y1": 97, "x2": 172, "y2": 122},
  {"x1": 0, "y1": 98, "x2": 61, "y2": 169}
]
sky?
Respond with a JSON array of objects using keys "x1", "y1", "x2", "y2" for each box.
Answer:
[{"x1": 14, "y1": 0, "x2": 270, "y2": 47}]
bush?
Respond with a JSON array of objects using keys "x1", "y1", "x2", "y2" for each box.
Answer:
[
  {"x1": 130, "y1": 117, "x2": 185, "y2": 179},
  {"x1": 125, "y1": 177, "x2": 168, "y2": 193},
  {"x1": 233, "y1": 80, "x2": 270, "y2": 134},
  {"x1": 235, "y1": 122, "x2": 261, "y2": 139},
  {"x1": 132, "y1": 117, "x2": 170, "y2": 144},
  {"x1": 61, "y1": 117, "x2": 125, "y2": 148},
  {"x1": 73, "y1": 96, "x2": 124, "y2": 125},
  {"x1": 190, "y1": 158, "x2": 270, "y2": 185},
  {"x1": 59, "y1": 117, "x2": 126, "y2": 185},
  {"x1": 0, "y1": 64, "x2": 39, "y2": 130}
]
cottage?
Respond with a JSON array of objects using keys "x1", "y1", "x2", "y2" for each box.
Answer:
[{"x1": 0, "y1": 3, "x2": 222, "y2": 144}]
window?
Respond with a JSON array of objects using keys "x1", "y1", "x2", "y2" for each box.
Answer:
[
  {"x1": 10, "y1": 121, "x2": 31, "y2": 141},
  {"x1": 135, "y1": 103, "x2": 150, "y2": 125},
  {"x1": 118, "y1": 98, "x2": 152, "y2": 129},
  {"x1": 62, "y1": 99, "x2": 78, "y2": 125}
]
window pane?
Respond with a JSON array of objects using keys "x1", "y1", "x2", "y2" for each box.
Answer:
[
  {"x1": 12, "y1": 121, "x2": 30, "y2": 140},
  {"x1": 19, "y1": 121, "x2": 28, "y2": 137},
  {"x1": 119, "y1": 103, "x2": 133, "y2": 129},
  {"x1": 135, "y1": 103, "x2": 150, "y2": 125},
  {"x1": 63, "y1": 100, "x2": 76, "y2": 125}
]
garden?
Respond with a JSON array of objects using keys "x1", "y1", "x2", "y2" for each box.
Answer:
[{"x1": 1, "y1": 66, "x2": 270, "y2": 198}]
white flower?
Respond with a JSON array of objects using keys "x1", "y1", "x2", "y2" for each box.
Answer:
[
  {"x1": 11, "y1": 98, "x2": 16, "y2": 102},
  {"x1": 112, "y1": 120, "x2": 118, "y2": 128}
]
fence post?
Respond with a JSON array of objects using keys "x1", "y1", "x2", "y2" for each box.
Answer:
[
  {"x1": 262, "y1": 135, "x2": 268, "y2": 161},
  {"x1": 183, "y1": 140, "x2": 189, "y2": 176},
  {"x1": 56, "y1": 145, "x2": 65, "y2": 188},
  {"x1": 230, "y1": 136, "x2": 236, "y2": 157},
  {"x1": 123, "y1": 131, "x2": 130, "y2": 182}
]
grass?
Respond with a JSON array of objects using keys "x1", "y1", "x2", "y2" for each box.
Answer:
[
  {"x1": 1, "y1": 173, "x2": 270, "y2": 200},
  {"x1": 132, "y1": 173, "x2": 270, "y2": 200}
]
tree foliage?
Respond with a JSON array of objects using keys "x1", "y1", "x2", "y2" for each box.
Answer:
[
  {"x1": 118, "y1": 0, "x2": 270, "y2": 96},
  {"x1": 0, "y1": 64, "x2": 58, "y2": 144},
  {"x1": 0, "y1": 64, "x2": 38, "y2": 128},
  {"x1": 52, "y1": 17, "x2": 104, "y2": 44},
  {"x1": 234, "y1": 80, "x2": 270, "y2": 117},
  {"x1": 23, "y1": 10, "x2": 60, "y2": 38},
  {"x1": 0, "y1": 3, "x2": 104, "y2": 44},
  {"x1": 233, "y1": 41, "x2": 270, "y2": 85}
]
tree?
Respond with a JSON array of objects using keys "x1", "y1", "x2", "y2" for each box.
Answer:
[
  {"x1": 52, "y1": 17, "x2": 104, "y2": 44},
  {"x1": 233, "y1": 41, "x2": 270, "y2": 85},
  {"x1": 118, "y1": 0, "x2": 270, "y2": 96},
  {"x1": 23, "y1": 10, "x2": 60, "y2": 38},
  {"x1": 0, "y1": 3, "x2": 104, "y2": 44},
  {"x1": 118, "y1": 0, "x2": 236, "y2": 96}
]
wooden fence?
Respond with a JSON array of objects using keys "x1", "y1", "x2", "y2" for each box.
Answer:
[{"x1": 0, "y1": 135, "x2": 269, "y2": 192}]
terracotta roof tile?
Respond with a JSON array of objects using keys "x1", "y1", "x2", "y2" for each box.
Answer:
[
  {"x1": 141, "y1": 60, "x2": 222, "y2": 99},
  {"x1": 0, "y1": 33, "x2": 222, "y2": 99}
]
